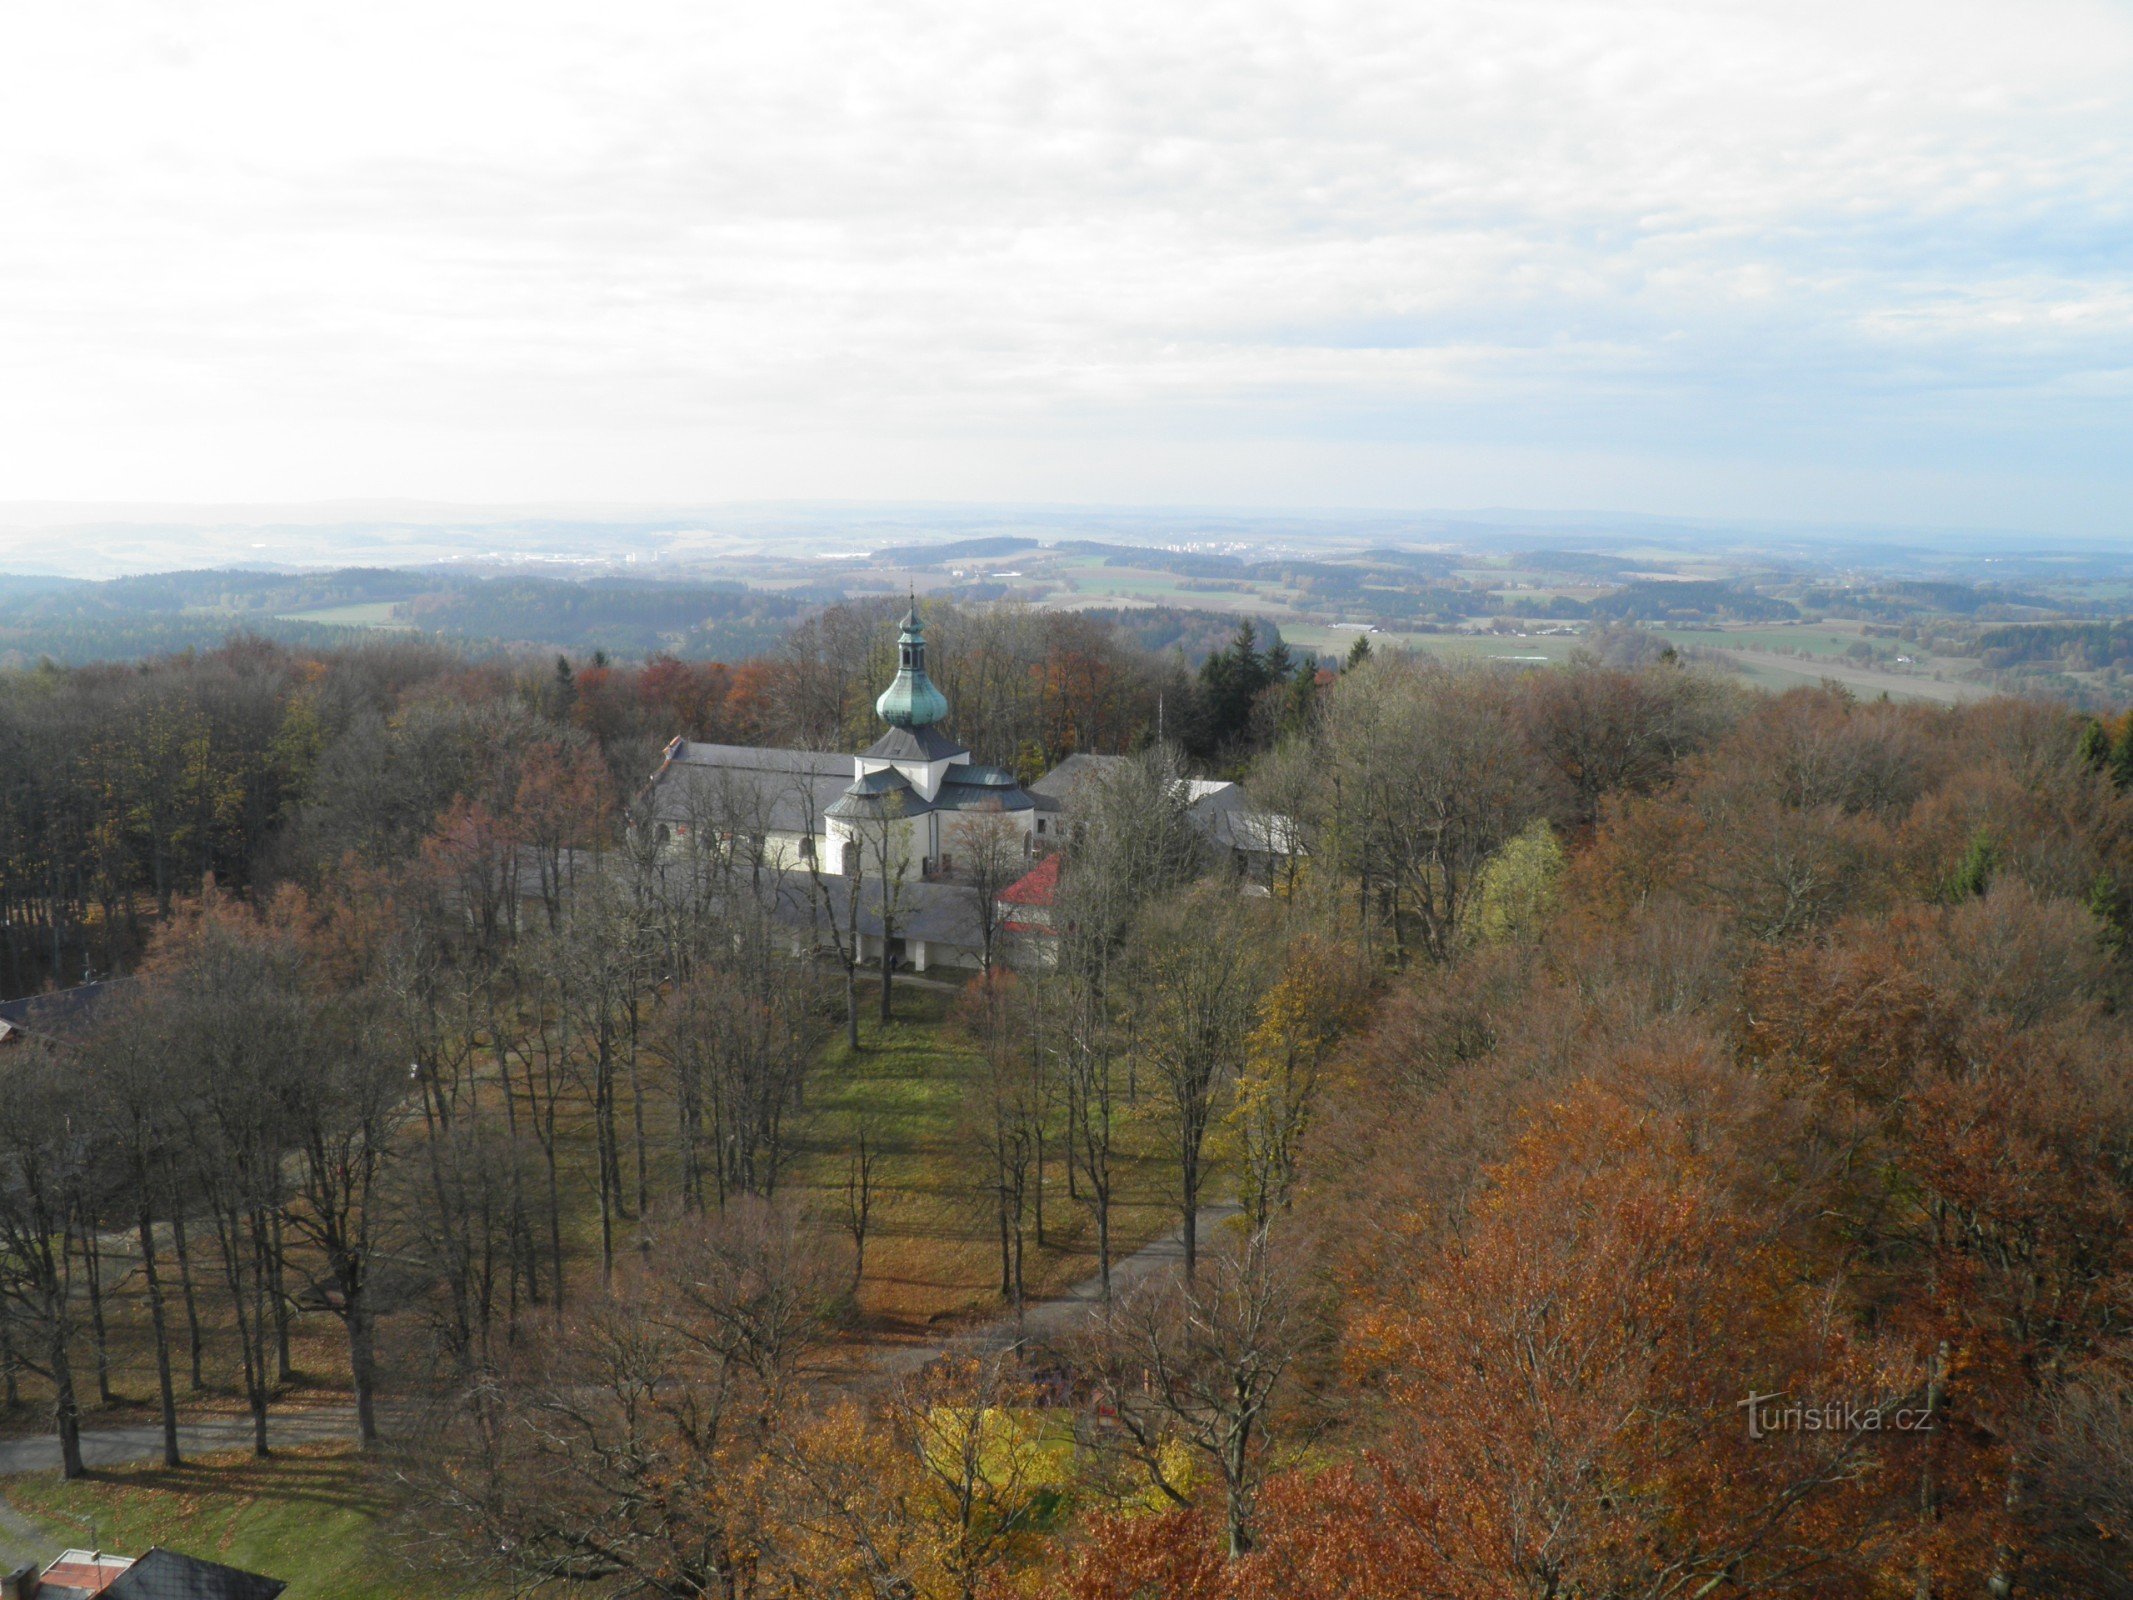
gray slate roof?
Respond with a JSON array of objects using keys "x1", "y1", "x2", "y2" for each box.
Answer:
[
  {"x1": 103, "y1": 1549, "x2": 286, "y2": 1600},
  {"x1": 862, "y1": 725, "x2": 969, "y2": 763},
  {"x1": 1026, "y1": 752, "x2": 1127, "y2": 803},
  {"x1": 646, "y1": 741, "x2": 852, "y2": 836}
]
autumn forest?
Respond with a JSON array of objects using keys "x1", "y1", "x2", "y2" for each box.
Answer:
[{"x1": 2, "y1": 598, "x2": 2131, "y2": 1598}]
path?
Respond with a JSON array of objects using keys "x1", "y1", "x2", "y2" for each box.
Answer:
[
  {"x1": 867, "y1": 1200, "x2": 1244, "y2": 1376},
  {"x1": 0, "y1": 1406, "x2": 357, "y2": 1479},
  {"x1": 0, "y1": 1203, "x2": 1243, "y2": 1476}
]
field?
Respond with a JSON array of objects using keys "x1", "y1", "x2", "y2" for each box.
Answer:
[{"x1": 269, "y1": 601, "x2": 412, "y2": 628}]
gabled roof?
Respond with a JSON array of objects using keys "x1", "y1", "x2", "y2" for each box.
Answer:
[
  {"x1": 862, "y1": 724, "x2": 968, "y2": 764},
  {"x1": 102, "y1": 1548, "x2": 286, "y2": 1600},
  {"x1": 1028, "y1": 752, "x2": 1128, "y2": 801},
  {"x1": 645, "y1": 741, "x2": 851, "y2": 836}
]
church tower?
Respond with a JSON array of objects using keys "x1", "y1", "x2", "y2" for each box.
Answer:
[{"x1": 875, "y1": 603, "x2": 951, "y2": 729}]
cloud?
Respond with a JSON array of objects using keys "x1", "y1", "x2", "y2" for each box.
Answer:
[{"x1": 0, "y1": 0, "x2": 2127, "y2": 528}]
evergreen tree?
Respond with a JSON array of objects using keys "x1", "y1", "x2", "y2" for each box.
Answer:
[
  {"x1": 2078, "y1": 717, "x2": 2111, "y2": 770},
  {"x1": 2088, "y1": 871, "x2": 2128, "y2": 957},
  {"x1": 1945, "y1": 828, "x2": 1997, "y2": 900},
  {"x1": 1191, "y1": 621, "x2": 1277, "y2": 757},
  {"x1": 549, "y1": 654, "x2": 577, "y2": 723},
  {"x1": 2111, "y1": 719, "x2": 2133, "y2": 790},
  {"x1": 1344, "y1": 633, "x2": 1373, "y2": 671}
]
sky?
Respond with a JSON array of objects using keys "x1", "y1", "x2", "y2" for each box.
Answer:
[{"x1": 1, "y1": 0, "x2": 2129, "y2": 536}]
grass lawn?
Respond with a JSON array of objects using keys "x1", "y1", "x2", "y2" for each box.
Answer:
[
  {"x1": 788, "y1": 984, "x2": 1178, "y2": 1348},
  {"x1": 0, "y1": 1445, "x2": 417, "y2": 1600}
]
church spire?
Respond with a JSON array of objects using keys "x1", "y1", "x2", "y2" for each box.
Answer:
[{"x1": 875, "y1": 597, "x2": 950, "y2": 728}]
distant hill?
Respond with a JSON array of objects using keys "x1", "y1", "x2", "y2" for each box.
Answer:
[
  {"x1": 1587, "y1": 581, "x2": 1800, "y2": 624},
  {"x1": 0, "y1": 566, "x2": 821, "y2": 666},
  {"x1": 871, "y1": 536, "x2": 1042, "y2": 566}
]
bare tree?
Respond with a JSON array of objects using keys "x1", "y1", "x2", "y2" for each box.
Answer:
[
  {"x1": 0, "y1": 1044, "x2": 89, "y2": 1478},
  {"x1": 946, "y1": 807, "x2": 1026, "y2": 972},
  {"x1": 1129, "y1": 884, "x2": 1279, "y2": 1278},
  {"x1": 408, "y1": 1202, "x2": 842, "y2": 1598},
  {"x1": 1076, "y1": 1224, "x2": 1325, "y2": 1559}
]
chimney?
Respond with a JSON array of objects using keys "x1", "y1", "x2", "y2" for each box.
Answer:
[{"x1": 1, "y1": 1564, "x2": 37, "y2": 1599}]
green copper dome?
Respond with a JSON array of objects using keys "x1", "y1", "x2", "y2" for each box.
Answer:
[{"x1": 875, "y1": 605, "x2": 950, "y2": 729}]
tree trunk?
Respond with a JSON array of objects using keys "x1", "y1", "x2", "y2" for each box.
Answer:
[
  {"x1": 346, "y1": 1296, "x2": 380, "y2": 1448},
  {"x1": 166, "y1": 1178, "x2": 206, "y2": 1391},
  {"x1": 270, "y1": 1210, "x2": 294, "y2": 1384},
  {"x1": 78, "y1": 1216, "x2": 115, "y2": 1406},
  {"x1": 50, "y1": 1344, "x2": 84, "y2": 1480},
  {"x1": 1180, "y1": 1136, "x2": 1200, "y2": 1280},
  {"x1": 136, "y1": 1203, "x2": 181, "y2": 1468}
]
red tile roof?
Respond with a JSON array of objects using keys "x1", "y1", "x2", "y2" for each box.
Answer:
[
  {"x1": 998, "y1": 853, "x2": 1061, "y2": 906},
  {"x1": 42, "y1": 1554, "x2": 134, "y2": 1595}
]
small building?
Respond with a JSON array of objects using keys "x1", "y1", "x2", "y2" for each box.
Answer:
[{"x1": 9, "y1": 1547, "x2": 284, "y2": 1600}]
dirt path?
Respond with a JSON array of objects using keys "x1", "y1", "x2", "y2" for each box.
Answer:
[
  {"x1": 0, "y1": 1406, "x2": 360, "y2": 1479},
  {"x1": 866, "y1": 1201, "x2": 1243, "y2": 1377}
]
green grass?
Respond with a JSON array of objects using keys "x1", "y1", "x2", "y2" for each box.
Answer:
[
  {"x1": 788, "y1": 983, "x2": 1175, "y2": 1338},
  {"x1": 269, "y1": 602, "x2": 412, "y2": 628},
  {"x1": 0, "y1": 1445, "x2": 416, "y2": 1600}
]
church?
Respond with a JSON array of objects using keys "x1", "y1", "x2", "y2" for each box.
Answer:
[
  {"x1": 640, "y1": 602, "x2": 1293, "y2": 973},
  {"x1": 645, "y1": 604, "x2": 1051, "y2": 885}
]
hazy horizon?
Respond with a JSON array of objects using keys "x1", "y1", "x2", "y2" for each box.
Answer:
[{"x1": 4, "y1": 1, "x2": 2129, "y2": 538}]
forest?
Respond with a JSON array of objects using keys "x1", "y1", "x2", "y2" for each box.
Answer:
[{"x1": 2, "y1": 599, "x2": 2132, "y2": 1599}]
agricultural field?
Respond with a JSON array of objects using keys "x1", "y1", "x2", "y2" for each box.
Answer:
[{"x1": 269, "y1": 601, "x2": 412, "y2": 629}]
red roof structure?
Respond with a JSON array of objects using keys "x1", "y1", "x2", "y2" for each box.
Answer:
[{"x1": 999, "y1": 852, "x2": 1061, "y2": 907}]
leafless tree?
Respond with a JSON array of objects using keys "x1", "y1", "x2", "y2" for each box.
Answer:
[
  {"x1": 1075, "y1": 1223, "x2": 1326, "y2": 1559},
  {"x1": 1129, "y1": 884, "x2": 1279, "y2": 1278},
  {"x1": 946, "y1": 807, "x2": 1026, "y2": 972},
  {"x1": 408, "y1": 1201, "x2": 843, "y2": 1598},
  {"x1": 0, "y1": 1044, "x2": 90, "y2": 1478}
]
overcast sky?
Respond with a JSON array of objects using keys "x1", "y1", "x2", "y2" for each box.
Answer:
[{"x1": 1, "y1": 0, "x2": 2128, "y2": 533}]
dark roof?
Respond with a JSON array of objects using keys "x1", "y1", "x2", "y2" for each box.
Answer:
[
  {"x1": 826, "y1": 768, "x2": 934, "y2": 822},
  {"x1": 103, "y1": 1549, "x2": 285, "y2": 1600},
  {"x1": 761, "y1": 874, "x2": 988, "y2": 950},
  {"x1": 1028, "y1": 752, "x2": 1128, "y2": 801},
  {"x1": 0, "y1": 979, "x2": 125, "y2": 1032},
  {"x1": 862, "y1": 724, "x2": 968, "y2": 764},
  {"x1": 935, "y1": 779, "x2": 1035, "y2": 814},
  {"x1": 646, "y1": 742, "x2": 852, "y2": 836}
]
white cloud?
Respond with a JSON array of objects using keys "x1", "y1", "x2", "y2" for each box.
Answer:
[{"x1": 0, "y1": 0, "x2": 2127, "y2": 528}]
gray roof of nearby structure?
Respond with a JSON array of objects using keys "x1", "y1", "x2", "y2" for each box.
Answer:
[
  {"x1": 765, "y1": 873, "x2": 990, "y2": 950},
  {"x1": 645, "y1": 741, "x2": 852, "y2": 837},
  {"x1": 935, "y1": 776, "x2": 1035, "y2": 813},
  {"x1": 826, "y1": 768, "x2": 935, "y2": 821},
  {"x1": 1027, "y1": 752, "x2": 1128, "y2": 803},
  {"x1": 102, "y1": 1549, "x2": 287, "y2": 1600},
  {"x1": 0, "y1": 978, "x2": 125, "y2": 1032},
  {"x1": 862, "y1": 724, "x2": 969, "y2": 763}
]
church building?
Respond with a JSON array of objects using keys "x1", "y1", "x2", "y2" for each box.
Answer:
[{"x1": 644, "y1": 605, "x2": 1045, "y2": 880}]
